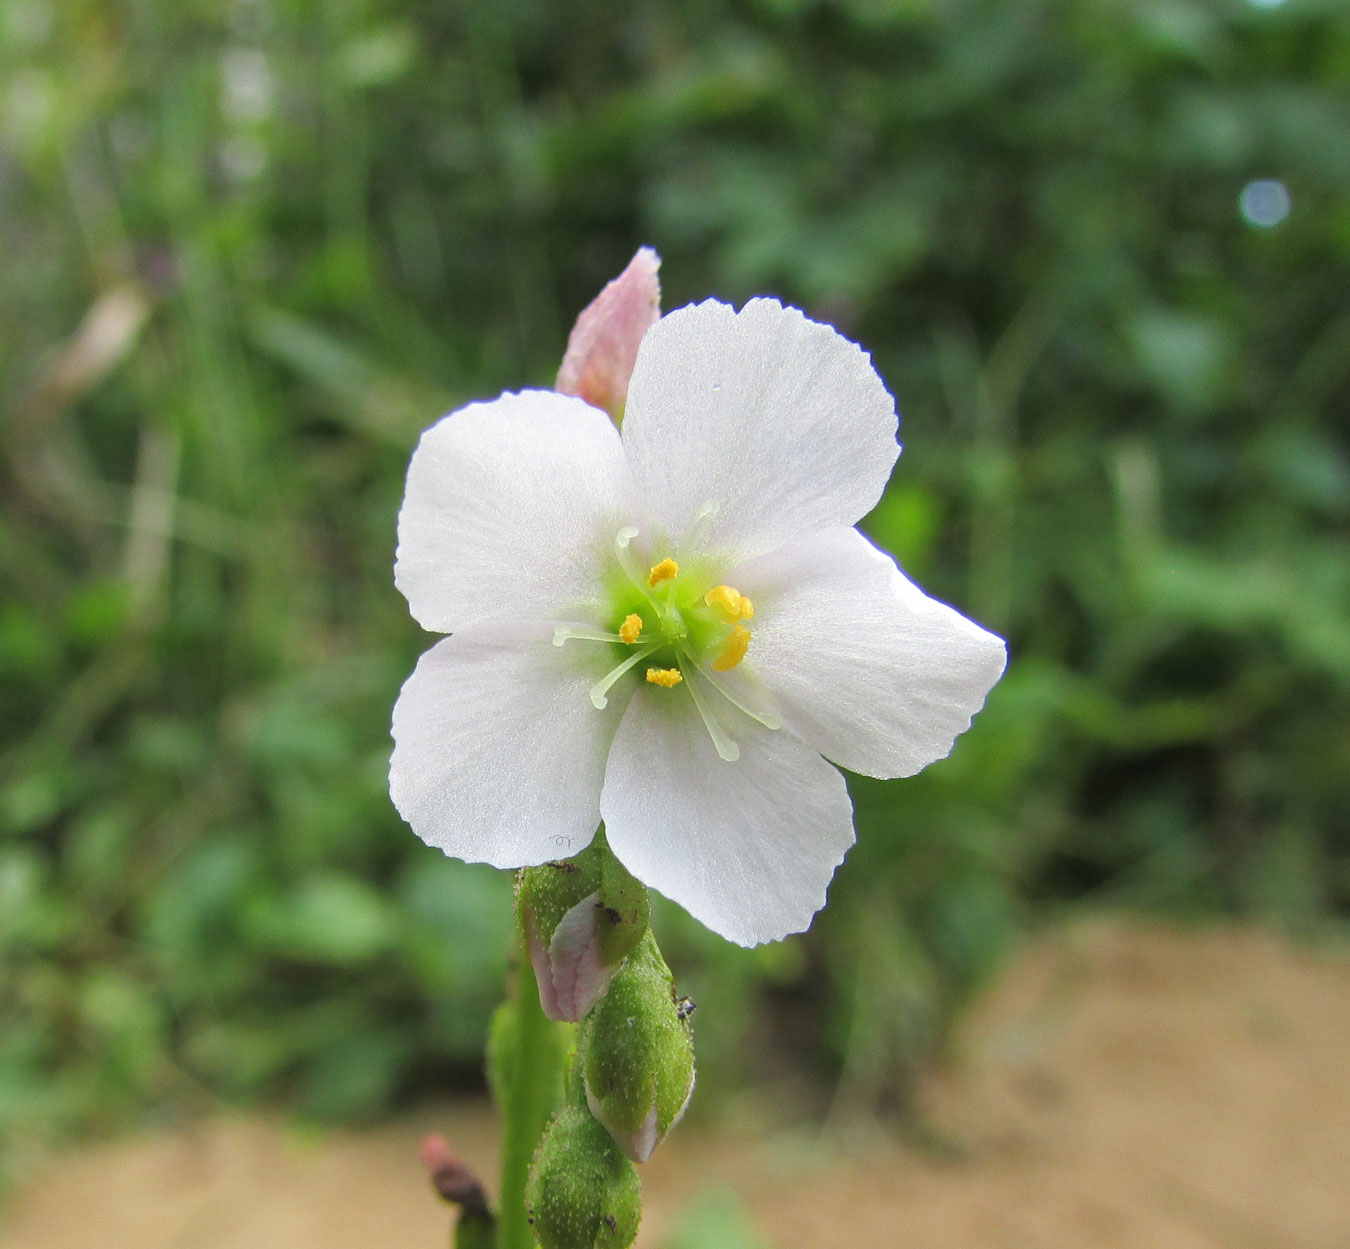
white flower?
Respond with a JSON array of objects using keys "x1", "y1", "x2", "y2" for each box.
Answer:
[{"x1": 390, "y1": 298, "x2": 1006, "y2": 947}]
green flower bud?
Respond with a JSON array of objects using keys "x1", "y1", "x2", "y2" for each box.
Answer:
[
  {"x1": 518, "y1": 828, "x2": 649, "y2": 1022},
  {"x1": 525, "y1": 1104, "x2": 641, "y2": 1249},
  {"x1": 579, "y1": 931, "x2": 695, "y2": 1162}
]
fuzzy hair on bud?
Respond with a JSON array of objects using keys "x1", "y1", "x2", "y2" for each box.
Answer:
[
  {"x1": 579, "y1": 931, "x2": 695, "y2": 1163},
  {"x1": 526, "y1": 1105, "x2": 641, "y2": 1249}
]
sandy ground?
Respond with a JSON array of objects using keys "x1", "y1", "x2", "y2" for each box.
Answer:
[{"x1": 3, "y1": 919, "x2": 1348, "y2": 1249}]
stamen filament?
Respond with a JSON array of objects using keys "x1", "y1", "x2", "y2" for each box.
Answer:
[
  {"x1": 613, "y1": 527, "x2": 665, "y2": 616},
  {"x1": 686, "y1": 652, "x2": 784, "y2": 731},
  {"x1": 678, "y1": 655, "x2": 740, "y2": 762},
  {"x1": 678, "y1": 500, "x2": 720, "y2": 559},
  {"x1": 590, "y1": 642, "x2": 661, "y2": 709},
  {"x1": 613, "y1": 527, "x2": 649, "y2": 591},
  {"x1": 554, "y1": 624, "x2": 628, "y2": 647}
]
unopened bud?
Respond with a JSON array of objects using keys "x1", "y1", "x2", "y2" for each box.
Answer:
[
  {"x1": 421, "y1": 1134, "x2": 491, "y2": 1217},
  {"x1": 518, "y1": 830, "x2": 649, "y2": 1022},
  {"x1": 420, "y1": 1134, "x2": 493, "y2": 1249},
  {"x1": 555, "y1": 247, "x2": 661, "y2": 423},
  {"x1": 579, "y1": 931, "x2": 695, "y2": 1163},
  {"x1": 525, "y1": 1105, "x2": 641, "y2": 1249}
]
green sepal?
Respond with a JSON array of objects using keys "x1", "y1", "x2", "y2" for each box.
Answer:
[
  {"x1": 517, "y1": 826, "x2": 649, "y2": 967},
  {"x1": 518, "y1": 827, "x2": 650, "y2": 1022}
]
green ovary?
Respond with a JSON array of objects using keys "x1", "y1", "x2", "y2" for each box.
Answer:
[
  {"x1": 557, "y1": 529, "x2": 779, "y2": 760},
  {"x1": 600, "y1": 553, "x2": 746, "y2": 676}
]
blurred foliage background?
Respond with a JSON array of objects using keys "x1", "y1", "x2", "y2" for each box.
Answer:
[{"x1": 2, "y1": 0, "x2": 1348, "y2": 1188}]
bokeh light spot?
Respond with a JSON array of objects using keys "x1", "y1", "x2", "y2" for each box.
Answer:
[{"x1": 1239, "y1": 179, "x2": 1291, "y2": 228}]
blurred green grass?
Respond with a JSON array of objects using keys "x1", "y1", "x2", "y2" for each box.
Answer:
[{"x1": 1, "y1": 0, "x2": 1347, "y2": 1175}]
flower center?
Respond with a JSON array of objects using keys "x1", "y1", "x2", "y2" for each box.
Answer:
[{"x1": 551, "y1": 517, "x2": 783, "y2": 761}]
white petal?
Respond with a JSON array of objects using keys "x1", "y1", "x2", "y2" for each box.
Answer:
[
  {"x1": 729, "y1": 527, "x2": 1007, "y2": 779},
  {"x1": 621, "y1": 299, "x2": 898, "y2": 561},
  {"x1": 600, "y1": 687, "x2": 855, "y2": 946},
  {"x1": 395, "y1": 390, "x2": 634, "y2": 632},
  {"x1": 390, "y1": 622, "x2": 626, "y2": 868}
]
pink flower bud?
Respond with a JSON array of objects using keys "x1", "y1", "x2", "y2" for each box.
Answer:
[
  {"x1": 517, "y1": 832, "x2": 650, "y2": 1022},
  {"x1": 524, "y1": 891, "x2": 621, "y2": 1023},
  {"x1": 555, "y1": 248, "x2": 661, "y2": 422},
  {"x1": 420, "y1": 1134, "x2": 491, "y2": 1217}
]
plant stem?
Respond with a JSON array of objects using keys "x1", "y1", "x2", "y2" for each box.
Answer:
[{"x1": 495, "y1": 938, "x2": 566, "y2": 1249}]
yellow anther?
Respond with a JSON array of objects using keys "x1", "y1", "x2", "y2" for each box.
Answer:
[
  {"x1": 711, "y1": 624, "x2": 752, "y2": 672},
  {"x1": 647, "y1": 557, "x2": 679, "y2": 586},
  {"x1": 645, "y1": 667, "x2": 683, "y2": 688},
  {"x1": 619, "y1": 613, "x2": 643, "y2": 644},
  {"x1": 704, "y1": 584, "x2": 754, "y2": 622}
]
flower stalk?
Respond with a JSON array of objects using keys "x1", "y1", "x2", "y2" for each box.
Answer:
[{"x1": 487, "y1": 945, "x2": 571, "y2": 1249}]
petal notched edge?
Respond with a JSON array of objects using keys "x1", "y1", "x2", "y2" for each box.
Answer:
[
  {"x1": 729, "y1": 527, "x2": 1007, "y2": 780},
  {"x1": 621, "y1": 298, "x2": 900, "y2": 561}
]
